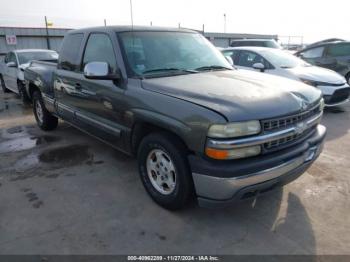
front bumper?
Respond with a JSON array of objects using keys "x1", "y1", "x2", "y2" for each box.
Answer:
[
  {"x1": 189, "y1": 125, "x2": 326, "y2": 208},
  {"x1": 320, "y1": 86, "x2": 350, "y2": 106}
]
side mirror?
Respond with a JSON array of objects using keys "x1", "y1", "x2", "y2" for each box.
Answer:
[
  {"x1": 225, "y1": 56, "x2": 234, "y2": 66},
  {"x1": 84, "y1": 62, "x2": 120, "y2": 80},
  {"x1": 6, "y1": 62, "x2": 17, "y2": 68},
  {"x1": 252, "y1": 62, "x2": 265, "y2": 72}
]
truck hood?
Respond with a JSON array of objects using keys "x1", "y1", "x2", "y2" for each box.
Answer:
[
  {"x1": 287, "y1": 65, "x2": 346, "y2": 85},
  {"x1": 141, "y1": 70, "x2": 322, "y2": 122}
]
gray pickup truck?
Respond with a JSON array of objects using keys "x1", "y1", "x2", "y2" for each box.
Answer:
[{"x1": 24, "y1": 26, "x2": 326, "y2": 209}]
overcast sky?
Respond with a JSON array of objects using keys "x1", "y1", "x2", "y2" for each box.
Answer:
[{"x1": 0, "y1": 0, "x2": 348, "y2": 44}]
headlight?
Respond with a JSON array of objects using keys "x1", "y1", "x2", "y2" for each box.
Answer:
[
  {"x1": 205, "y1": 146, "x2": 261, "y2": 160},
  {"x1": 208, "y1": 120, "x2": 261, "y2": 138},
  {"x1": 319, "y1": 98, "x2": 325, "y2": 111},
  {"x1": 300, "y1": 78, "x2": 318, "y2": 87}
]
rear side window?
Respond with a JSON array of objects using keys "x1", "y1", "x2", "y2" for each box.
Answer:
[
  {"x1": 302, "y1": 47, "x2": 324, "y2": 59},
  {"x1": 327, "y1": 44, "x2": 350, "y2": 57},
  {"x1": 82, "y1": 33, "x2": 117, "y2": 73},
  {"x1": 59, "y1": 33, "x2": 84, "y2": 71}
]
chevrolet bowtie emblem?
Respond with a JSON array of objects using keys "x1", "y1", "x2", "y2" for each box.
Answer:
[{"x1": 295, "y1": 122, "x2": 307, "y2": 135}]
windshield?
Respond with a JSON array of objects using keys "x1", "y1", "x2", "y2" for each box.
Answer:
[
  {"x1": 119, "y1": 31, "x2": 232, "y2": 77},
  {"x1": 17, "y1": 51, "x2": 58, "y2": 64},
  {"x1": 260, "y1": 49, "x2": 310, "y2": 68}
]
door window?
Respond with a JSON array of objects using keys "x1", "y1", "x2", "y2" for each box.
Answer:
[
  {"x1": 82, "y1": 33, "x2": 117, "y2": 73},
  {"x1": 327, "y1": 44, "x2": 350, "y2": 57},
  {"x1": 236, "y1": 50, "x2": 270, "y2": 68},
  {"x1": 302, "y1": 47, "x2": 325, "y2": 59},
  {"x1": 59, "y1": 33, "x2": 84, "y2": 71}
]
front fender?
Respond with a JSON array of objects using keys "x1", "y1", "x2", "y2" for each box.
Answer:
[{"x1": 131, "y1": 108, "x2": 192, "y2": 148}]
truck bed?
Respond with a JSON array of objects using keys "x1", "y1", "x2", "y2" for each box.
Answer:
[{"x1": 24, "y1": 60, "x2": 58, "y2": 98}]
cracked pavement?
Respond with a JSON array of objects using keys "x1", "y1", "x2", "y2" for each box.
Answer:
[{"x1": 0, "y1": 91, "x2": 349, "y2": 254}]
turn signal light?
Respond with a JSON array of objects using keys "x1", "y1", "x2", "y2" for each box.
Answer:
[
  {"x1": 205, "y1": 148, "x2": 229, "y2": 160},
  {"x1": 205, "y1": 145, "x2": 261, "y2": 160}
]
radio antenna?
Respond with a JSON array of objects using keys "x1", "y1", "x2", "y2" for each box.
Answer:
[{"x1": 130, "y1": 0, "x2": 134, "y2": 29}]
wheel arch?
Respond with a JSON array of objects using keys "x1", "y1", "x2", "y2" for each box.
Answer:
[
  {"x1": 28, "y1": 82, "x2": 40, "y2": 100},
  {"x1": 131, "y1": 117, "x2": 192, "y2": 156}
]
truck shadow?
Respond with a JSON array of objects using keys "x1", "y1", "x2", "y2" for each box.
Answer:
[{"x1": 172, "y1": 188, "x2": 316, "y2": 254}]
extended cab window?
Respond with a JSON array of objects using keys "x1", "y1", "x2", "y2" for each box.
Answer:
[
  {"x1": 59, "y1": 33, "x2": 84, "y2": 71},
  {"x1": 82, "y1": 33, "x2": 117, "y2": 73}
]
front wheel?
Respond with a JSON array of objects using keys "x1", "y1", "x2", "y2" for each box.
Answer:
[
  {"x1": 33, "y1": 91, "x2": 58, "y2": 131},
  {"x1": 137, "y1": 132, "x2": 194, "y2": 210}
]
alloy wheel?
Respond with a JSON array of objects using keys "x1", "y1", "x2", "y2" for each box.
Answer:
[{"x1": 146, "y1": 149, "x2": 177, "y2": 195}]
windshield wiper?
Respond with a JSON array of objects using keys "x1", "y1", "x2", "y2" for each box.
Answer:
[
  {"x1": 142, "y1": 68, "x2": 198, "y2": 74},
  {"x1": 195, "y1": 65, "x2": 232, "y2": 71}
]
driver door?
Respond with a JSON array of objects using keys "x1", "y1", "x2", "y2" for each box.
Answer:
[{"x1": 69, "y1": 33, "x2": 126, "y2": 148}]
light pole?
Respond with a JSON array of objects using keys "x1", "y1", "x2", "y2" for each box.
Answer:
[
  {"x1": 223, "y1": 13, "x2": 226, "y2": 33},
  {"x1": 44, "y1": 16, "x2": 51, "y2": 50}
]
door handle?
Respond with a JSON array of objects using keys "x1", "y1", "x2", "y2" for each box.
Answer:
[{"x1": 75, "y1": 83, "x2": 82, "y2": 90}]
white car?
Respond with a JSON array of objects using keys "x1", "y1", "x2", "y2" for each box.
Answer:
[
  {"x1": 0, "y1": 49, "x2": 58, "y2": 101},
  {"x1": 222, "y1": 47, "x2": 350, "y2": 107}
]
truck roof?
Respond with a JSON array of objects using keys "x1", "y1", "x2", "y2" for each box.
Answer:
[{"x1": 69, "y1": 25, "x2": 196, "y2": 34}]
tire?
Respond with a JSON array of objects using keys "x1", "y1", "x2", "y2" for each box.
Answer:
[
  {"x1": 17, "y1": 81, "x2": 31, "y2": 103},
  {"x1": 0, "y1": 76, "x2": 10, "y2": 93},
  {"x1": 33, "y1": 91, "x2": 58, "y2": 131},
  {"x1": 137, "y1": 132, "x2": 194, "y2": 210}
]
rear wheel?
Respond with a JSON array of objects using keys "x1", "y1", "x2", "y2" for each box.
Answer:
[
  {"x1": 33, "y1": 91, "x2": 58, "y2": 131},
  {"x1": 0, "y1": 76, "x2": 9, "y2": 93},
  {"x1": 137, "y1": 132, "x2": 194, "y2": 210}
]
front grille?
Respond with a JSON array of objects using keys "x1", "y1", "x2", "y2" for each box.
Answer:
[
  {"x1": 261, "y1": 102, "x2": 321, "y2": 153},
  {"x1": 262, "y1": 103, "x2": 321, "y2": 132},
  {"x1": 264, "y1": 127, "x2": 315, "y2": 152}
]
